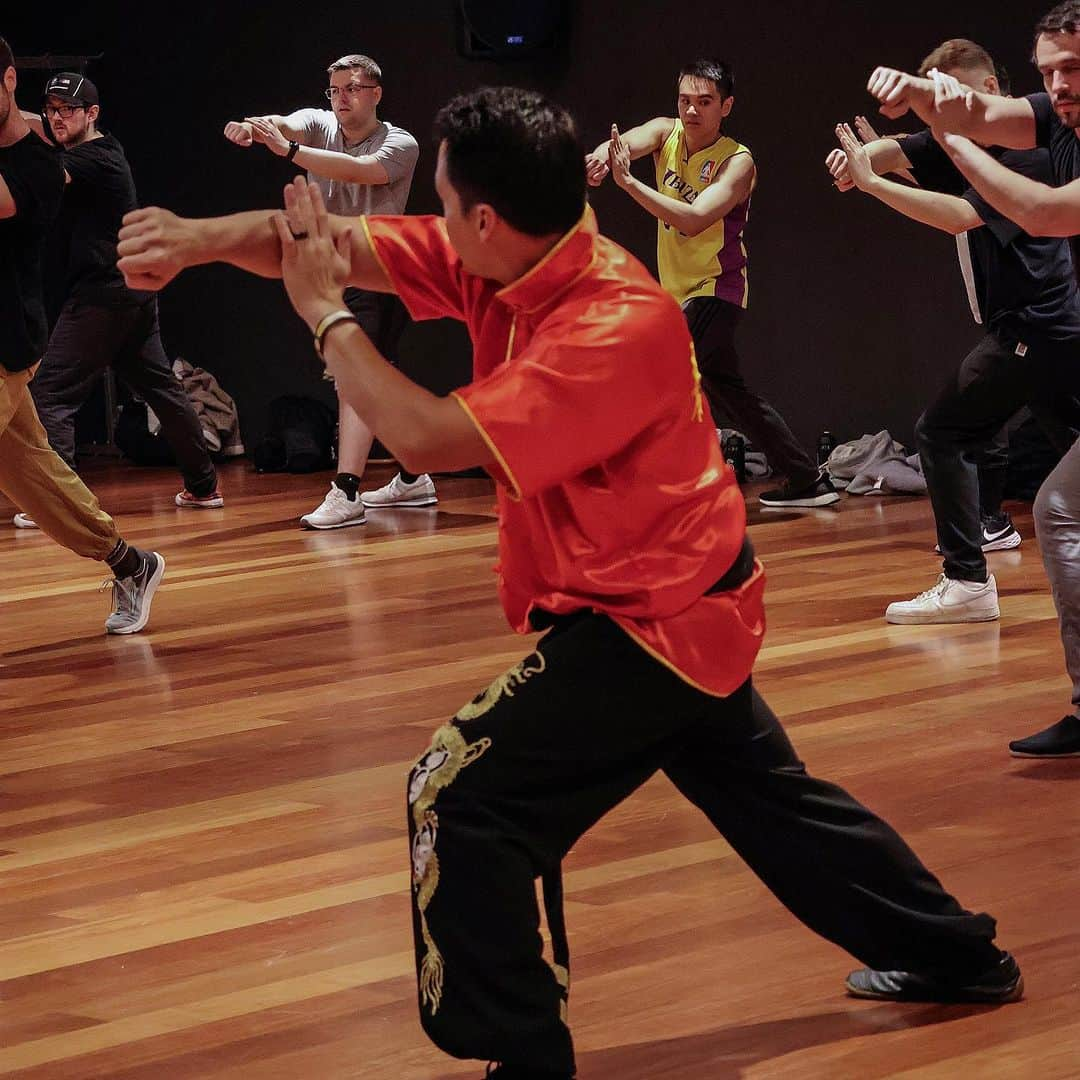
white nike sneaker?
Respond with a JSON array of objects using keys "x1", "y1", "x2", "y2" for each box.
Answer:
[
  {"x1": 300, "y1": 484, "x2": 367, "y2": 529},
  {"x1": 13, "y1": 512, "x2": 38, "y2": 529},
  {"x1": 360, "y1": 472, "x2": 438, "y2": 508},
  {"x1": 885, "y1": 573, "x2": 1000, "y2": 624}
]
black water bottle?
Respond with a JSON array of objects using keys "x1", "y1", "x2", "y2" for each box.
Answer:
[
  {"x1": 722, "y1": 433, "x2": 746, "y2": 483},
  {"x1": 817, "y1": 429, "x2": 837, "y2": 467}
]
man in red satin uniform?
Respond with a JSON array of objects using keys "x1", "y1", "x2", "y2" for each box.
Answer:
[{"x1": 116, "y1": 85, "x2": 1021, "y2": 1080}]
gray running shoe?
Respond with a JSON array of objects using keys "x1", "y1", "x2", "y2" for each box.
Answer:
[{"x1": 104, "y1": 551, "x2": 166, "y2": 634}]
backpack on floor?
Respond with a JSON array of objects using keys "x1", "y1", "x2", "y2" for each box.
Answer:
[{"x1": 252, "y1": 395, "x2": 337, "y2": 473}]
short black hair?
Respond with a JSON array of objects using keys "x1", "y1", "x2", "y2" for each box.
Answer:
[
  {"x1": 433, "y1": 86, "x2": 585, "y2": 237},
  {"x1": 677, "y1": 59, "x2": 735, "y2": 99},
  {"x1": 0, "y1": 36, "x2": 14, "y2": 76}
]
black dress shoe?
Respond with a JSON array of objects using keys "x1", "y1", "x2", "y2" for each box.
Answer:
[
  {"x1": 845, "y1": 951, "x2": 1023, "y2": 1003},
  {"x1": 1009, "y1": 715, "x2": 1080, "y2": 757}
]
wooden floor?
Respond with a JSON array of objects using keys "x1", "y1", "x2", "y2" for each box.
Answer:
[{"x1": 1, "y1": 460, "x2": 1077, "y2": 1079}]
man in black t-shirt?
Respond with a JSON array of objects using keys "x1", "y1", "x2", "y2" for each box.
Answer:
[
  {"x1": 831, "y1": 39, "x2": 1080, "y2": 630},
  {"x1": 864, "y1": 4, "x2": 1080, "y2": 758},
  {"x1": 18, "y1": 72, "x2": 220, "y2": 524},
  {"x1": 0, "y1": 37, "x2": 164, "y2": 634}
]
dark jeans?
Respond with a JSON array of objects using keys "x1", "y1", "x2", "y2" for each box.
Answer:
[
  {"x1": 683, "y1": 297, "x2": 819, "y2": 486},
  {"x1": 31, "y1": 296, "x2": 217, "y2": 496},
  {"x1": 407, "y1": 610, "x2": 1002, "y2": 1074},
  {"x1": 917, "y1": 329, "x2": 1077, "y2": 582}
]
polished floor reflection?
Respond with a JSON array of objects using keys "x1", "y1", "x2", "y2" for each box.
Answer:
[{"x1": 1, "y1": 460, "x2": 1077, "y2": 1078}]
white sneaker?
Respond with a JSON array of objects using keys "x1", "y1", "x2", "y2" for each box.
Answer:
[
  {"x1": 13, "y1": 512, "x2": 38, "y2": 529},
  {"x1": 361, "y1": 473, "x2": 438, "y2": 508},
  {"x1": 885, "y1": 573, "x2": 1000, "y2": 624},
  {"x1": 300, "y1": 484, "x2": 367, "y2": 529}
]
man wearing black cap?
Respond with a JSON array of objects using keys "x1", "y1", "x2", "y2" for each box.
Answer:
[
  {"x1": 0, "y1": 37, "x2": 164, "y2": 634},
  {"x1": 14, "y1": 70, "x2": 221, "y2": 529}
]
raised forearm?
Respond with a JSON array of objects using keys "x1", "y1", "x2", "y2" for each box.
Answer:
[
  {"x1": 621, "y1": 177, "x2": 700, "y2": 234},
  {"x1": 292, "y1": 145, "x2": 389, "y2": 184},
  {"x1": 942, "y1": 134, "x2": 1080, "y2": 236},
  {"x1": 861, "y1": 175, "x2": 976, "y2": 234}
]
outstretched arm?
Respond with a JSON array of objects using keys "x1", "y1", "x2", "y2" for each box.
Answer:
[
  {"x1": 867, "y1": 66, "x2": 1037, "y2": 147},
  {"x1": 940, "y1": 131, "x2": 1080, "y2": 236},
  {"x1": 115, "y1": 201, "x2": 391, "y2": 291},
  {"x1": 586, "y1": 116, "x2": 674, "y2": 186},
  {"x1": 836, "y1": 124, "x2": 980, "y2": 234},
  {"x1": 608, "y1": 123, "x2": 754, "y2": 235},
  {"x1": 223, "y1": 111, "x2": 308, "y2": 147}
]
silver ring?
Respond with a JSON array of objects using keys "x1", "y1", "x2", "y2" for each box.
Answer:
[{"x1": 290, "y1": 229, "x2": 309, "y2": 240}]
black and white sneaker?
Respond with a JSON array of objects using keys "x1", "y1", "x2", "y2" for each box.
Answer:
[
  {"x1": 981, "y1": 512, "x2": 1022, "y2": 552},
  {"x1": 846, "y1": 951, "x2": 1023, "y2": 1003},
  {"x1": 758, "y1": 471, "x2": 840, "y2": 508},
  {"x1": 935, "y1": 512, "x2": 1022, "y2": 554}
]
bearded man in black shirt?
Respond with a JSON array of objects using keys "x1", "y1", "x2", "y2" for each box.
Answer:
[
  {"x1": 17, "y1": 72, "x2": 221, "y2": 526},
  {"x1": 0, "y1": 37, "x2": 164, "y2": 633}
]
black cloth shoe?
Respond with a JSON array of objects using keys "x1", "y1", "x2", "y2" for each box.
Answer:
[
  {"x1": 758, "y1": 471, "x2": 841, "y2": 508},
  {"x1": 485, "y1": 1065, "x2": 574, "y2": 1079},
  {"x1": 1009, "y1": 715, "x2": 1080, "y2": 758},
  {"x1": 845, "y1": 951, "x2": 1023, "y2": 1003}
]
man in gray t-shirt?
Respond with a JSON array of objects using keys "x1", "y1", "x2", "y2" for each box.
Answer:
[{"x1": 223, "y1": 52, "x2": 435, "y2": 527}]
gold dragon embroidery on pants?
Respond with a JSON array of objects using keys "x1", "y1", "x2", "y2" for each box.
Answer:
[
  {"x1": 454, "y1": 650, "x2": 547, "y2": 723},
  {"x1": 408, "y1": 723, "x2": 492, "y2": 1014}
]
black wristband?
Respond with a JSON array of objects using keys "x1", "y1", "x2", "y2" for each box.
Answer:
[{"x1": 286, "y1": 140, "x2": 300, "y2": 162}]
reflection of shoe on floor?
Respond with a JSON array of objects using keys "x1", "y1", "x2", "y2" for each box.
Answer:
[
  {"x1": 935, "y1": 512, "x2": 1022, "y2": 554},
  {"x1": 758, "y1": 471, "x2": 840, "y2": 508},
  {"x1": 1009, "y1": 715, "x2": 1080, "y2": 758},
  {"x1": 846, "y1": 952, "x2": 1023, "y2": 1003},
  {"x1": 300, "y1": 483, "x2": 367, "y2": 529},
  {"x1": 175, "y1": 488, "x2": 224, "y2": 509},
  {"x1": 104, "y1": 550, "x2": 165, "y2": 635},
  {"x1": 361, "y1": 472, "x2": 438, "y2": 508},
  {"x1": 886, "y1": 573, "x2": 999, "y2": 624},
  {"x1": 13, "y1": 512, "x2": 37, "y2": 529}
]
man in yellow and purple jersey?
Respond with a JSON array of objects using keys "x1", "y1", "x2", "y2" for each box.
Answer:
[{"x1": 588, "y1": 59, "x2": 839, "y2": 507}]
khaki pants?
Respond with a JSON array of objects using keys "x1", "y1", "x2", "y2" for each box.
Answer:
[{"x1": 0, "y1": 362, "x2": 118, "y2": 560}]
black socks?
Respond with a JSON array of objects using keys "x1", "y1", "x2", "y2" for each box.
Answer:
[
  {"x1": 106, "y1": 540, "x2": 143, "y2": 579},
  {"x1": 334, "y1": 472, "x2": 361, "y2": 501}
]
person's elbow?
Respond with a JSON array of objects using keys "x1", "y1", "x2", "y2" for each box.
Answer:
[
  {"x1": 1023, "y1": 193, "x2": 1080, "y2": 238},
  {"x1": 681, "y1": 213, "x2": 713, "y2": 237}
]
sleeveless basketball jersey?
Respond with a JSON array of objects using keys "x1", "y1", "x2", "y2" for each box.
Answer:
[{"x1": 655, "y1": 120, "x2": 754, "y2": 308}]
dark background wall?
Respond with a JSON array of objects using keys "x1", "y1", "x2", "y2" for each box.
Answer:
[{"x1": 7, "y1": 1, "x2": 1054, "y2": 448}]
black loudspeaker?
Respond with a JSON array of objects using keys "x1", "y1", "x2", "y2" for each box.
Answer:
[{"x1": 456, "y1": 0, "x2": 568, "y2": 59}]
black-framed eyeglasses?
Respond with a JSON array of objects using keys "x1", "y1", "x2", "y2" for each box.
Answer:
[
  {"x1": 325, "y1": 84, "x2": 378, "y2": 99},
  {"x1": 44, "y1": 103, "x2": 86, "y2": 119}
]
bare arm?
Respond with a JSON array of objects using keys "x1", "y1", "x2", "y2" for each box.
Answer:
[
  {"x1": 939, "y1": 131, "x2": 1080, "y2": 237},
  {"x1": 616, "y1": 150, "x2": 754, "y2": 236},
  {"x1": 836, "y1": 123, "x2": 979, "y2": 233},
  {"x1": 607, "y1": 123, "x2": 754, "y2": 236},
  {"x1": 116, "y1": 205, "x2": 392, "y2": 291},
  {"x1": 586, "y1": 116, "x2": 674, "y2": 186},
  {"x1": 866, "y1": 66, "x2": 1037, "y2": 148}
]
